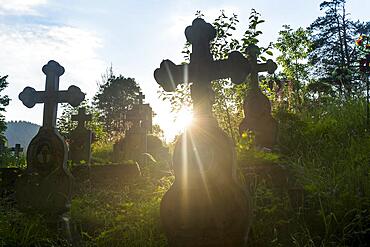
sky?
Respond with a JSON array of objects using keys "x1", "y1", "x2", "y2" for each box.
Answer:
[{"x1": 1, "y1": 0, "x2": 369, "y2": 141}]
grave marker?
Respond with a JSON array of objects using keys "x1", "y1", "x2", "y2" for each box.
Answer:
[
  {"x1": 16, "y1": 60, "x2": 85, "y2": 241},
  {"x1": 154, "y1": 18, "x2": 251, "y2": 246},
  {"x1": 69, "y1": 107, "x2": 93, "y2": 165},
  {"x1": 239, "y1": 44, "x2": 278, "y2": 148}
]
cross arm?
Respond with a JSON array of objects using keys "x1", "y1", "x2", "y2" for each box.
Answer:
[
  {"x1": 58, "y1": 86, "x2": 85, "y2": 107},
  {"x1": 154, "y1": 60, "x2": 188, "y2": 92},
  {"x1": 256, "y1": 59, "x2": 278, "y2": 74},
  {"x1": 19, "y1": 87, "x2": 45, "y2": 108}
]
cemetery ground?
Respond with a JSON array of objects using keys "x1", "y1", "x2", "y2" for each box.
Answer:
[{"x1": 1, "y1": 99, "x2": 369, "y2": 246}]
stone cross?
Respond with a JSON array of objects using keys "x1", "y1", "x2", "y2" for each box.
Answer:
[
  {"x1": 246, "y1": 45, "x2": 277, "y2": 88},
  {"x1": 154, "y1": 18, "x2": 251, "y2": 116},
  {"x1": 154, "y1": 18, "x2": 251, "y2": 246},
  {"x1": 72, "y1": 107, "x2": 92, "y2": 128},
  {"x1": 19, "y1": 60, "x2": 85, "y2": 128},
  {"x1": 16, "y1": 60, "x2": 85, "y2": 243},
  {"x1": 10, "y1": 144, "x2": 24, "y2": 157},
  {"x1": 239, "y1": 45, "x2": 278, "y2": 148}
]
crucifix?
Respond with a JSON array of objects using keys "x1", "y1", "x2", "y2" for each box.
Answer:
[
  {"x1": 19, "y1": 60, "x2": 85, "y2": 128},
  {"x1": 72, "y1": 107, "x2": 92, "y2": 128},
  {"x1": 155, "y1": 18, "x2": 252, "y2": 116},
  {"x1": 10, "y1": 144, "x2": 24, "y2": 157}
]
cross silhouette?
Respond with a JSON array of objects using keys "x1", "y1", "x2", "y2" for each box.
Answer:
[
  {"x1": 72, "y1": 107, "x2": 92, "y2": 128},
  {"x1": 10, "y1": 144, "x2": 24, "y2": 157},
  {"x1": 246, "y1": 44, "x2": 277, "y2": 89},
  {"x1": 137, "y1": 92, "x2": 145, "y2": 105},
  {"x1": 19, "y1": 60, "x2": 85, "y2": 128},
  {"x1": 154, "y1": 18, "x2": 251, "y2": 116}
]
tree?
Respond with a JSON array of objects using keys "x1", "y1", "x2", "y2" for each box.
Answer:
[
  {"x1": 274, "y1": 25, "x2": 312, "y2": 111},
  {"x1": 93, "y1": 75, "x2": 141, "y2": 140},
  {"x1": 0, "y1": 75, "x2": 10, "y2": 143},
  {"x1": 308, "y1": 0, "x2": 370, "y2": 97}
]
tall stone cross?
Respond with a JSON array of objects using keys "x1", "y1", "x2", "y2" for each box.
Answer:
[
  {"x1": 72, "y1": 107, "x2": 92, "y2": 128},
  {"x1": 19, "y1": 60, "x2": 85, "y2": 128},
  {"x1": 16, "y1": 60, "x2": 85, "y2": 242},
  {"x1": 154, "y1": 18, "x2": 252, "y2": 246},
  {"x1": 154, "y1": 18, "x2": 251, "y2": 116},
  {"x1": 239, "y1": 44, "x2": 278, "y2": 148},
  {"x1": 10, "y1": 144, "x2": 24, "y2": 157}
]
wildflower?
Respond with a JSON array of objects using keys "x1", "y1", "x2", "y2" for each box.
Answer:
[{"x1": 356, "y1": 38, "x2": 363, "y2": 46}]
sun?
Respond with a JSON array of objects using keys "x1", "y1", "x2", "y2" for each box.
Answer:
[{"x1": 175, "y1": 108, "x2": 193, "y2": 131}]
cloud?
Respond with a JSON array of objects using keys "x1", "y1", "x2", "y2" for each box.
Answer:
[
  {"x1": 0, "y1": 0, "x2": 47, "y2": 15},
  {"x1": 0, "y1": 23, "x2": 106, "y2": 125}
]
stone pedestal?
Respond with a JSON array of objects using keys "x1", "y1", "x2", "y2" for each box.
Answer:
[
  {"x1": 161, "y1": 117, "x2": 251, "y2": 247},
  {"x1": 239, "y1": 87, "x2": 278, "y2": 149},
  {"x1": 15, "y1": 127, "x2": 72, "y2": 241},
  {"x1": 69, "y1": 126, "x2": 92, "y2": 164}
]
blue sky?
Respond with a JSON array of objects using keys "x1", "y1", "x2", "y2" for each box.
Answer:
[{"x1": 1, "y1": 0, "x2": 369, "y2": 140}]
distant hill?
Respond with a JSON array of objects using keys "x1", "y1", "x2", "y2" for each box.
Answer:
[{"x1": 4, "y1": 121, "x2": 40, "y2": 151}]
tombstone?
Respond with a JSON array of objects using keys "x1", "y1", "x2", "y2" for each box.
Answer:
[
  {"x1": 69, "y1": 107, "x2": 93, "y2": 165},
  {"x1": 10, "y1": 144, "x2": 24, "y2": 157},
  {"x1": 239, "y1": 44, "x2": 278, "y2": 149},
  {"x1": 154, "y1": 18, "x2": 254, "y2": 246},
  {"x1": 10, "y1": 143, "x2": 24, "y2": 166},
  {"x1": 113, "y1": 91, "x2": 152, "y2": 164},
  {"x1": 16, "y1": 60, "x2": 85, "y2": 240}
]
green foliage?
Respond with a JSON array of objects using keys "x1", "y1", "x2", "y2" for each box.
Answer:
[
  {"x1": 70, "y1": 176, "x2": 171, "y2": 246},
  {"x1": 57, "y1": 100, "x2": 108, "y2": 146},
  {"x1": 308, "y1": 0, "x2": 370, "y2": 97},
  {"x1": 0, "y1": 75, "x2": 10, "y2": 143},
  {"x1": 93, "y1": 74, "x2": 141, "y2": 141},
  {"x1": 161, "y1": 9, "x2": 274, "y2": 143}
]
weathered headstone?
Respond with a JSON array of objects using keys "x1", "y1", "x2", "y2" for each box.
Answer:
[
  {"x1": 113, "y1": 91, "x2": 152, "y2": 163},
  {"x1": 10, "y1": 143, "x2": 24, "y2": 157},
  {"x1": 239, "y1": 44, "x2": 278, "y2": 149},
  {"x1": 16, "y1": 60, "x2": 85, "y2": 240},
  {"x1": 69, "y1": 107, "x2": 93, "y2": 165},
  {"x1": 154, "y1": 18, "x2": 252, "y2": 246}
]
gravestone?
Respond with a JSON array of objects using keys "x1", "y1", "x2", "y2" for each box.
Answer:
[
  {"x1": 69, "y1": 107, "x2": 93, "y2": 165},
  {"x1": 10, "y1": 143, "x2": 24, "y2": 166},
  {"x1": 10, "y1": 144, "x2": 24, "y2": 157},
  {"x1": 113, "y1": 91, "x2": 152, "y2": 163},
  {"x1": 16, "y1": 60, "x2": 85, "y2": 240},
  {"x1": 154, "y1": 18, "x2": 252, "y2": 246},
  {"x1": 239, "y1": 44, "x2": 278, "y2": 149}
]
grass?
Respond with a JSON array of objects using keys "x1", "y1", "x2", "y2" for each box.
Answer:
[{"x1": 0, "y1": 99, "x2": 369, "y2": 246}]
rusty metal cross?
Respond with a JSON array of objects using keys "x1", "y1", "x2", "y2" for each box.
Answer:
[
  {"x1": 154, "y1": 18, "x2": 251, "y2": 116},
  {"x1": 19, "y1": 60, "x2": 85, "y2": 128}
]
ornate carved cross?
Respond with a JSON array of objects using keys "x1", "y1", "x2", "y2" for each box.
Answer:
[
  {"x1": 154, "y1": 18, "x2": 251, "y2": 116},
  {"x1": 10, "y1": 144, "x2": 24, "y2": 157},
  {"x1": 19, "y1": 60, "x2": 85, "y2": 128},
  {"x1": 246, "y1": 44, "x2": 277, "y2": 88},
  {"x1": 72, "y1": 107, "x2": 92, "y2": 128}
]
